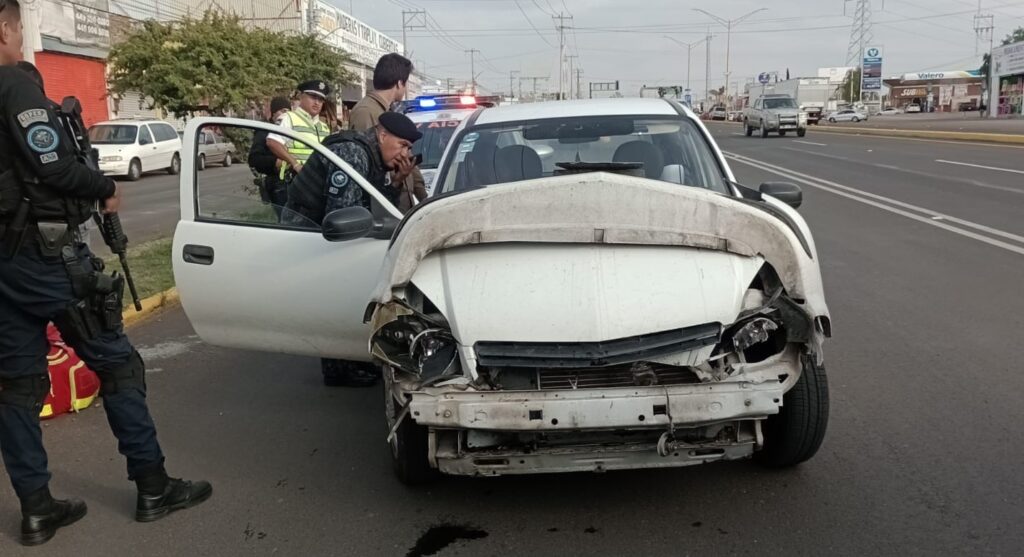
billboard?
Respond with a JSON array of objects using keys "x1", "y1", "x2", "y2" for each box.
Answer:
[
  {"x1": 862, "y1": 46, "x2": 883, "y2": 90},
  {"x1": 311, "y1": 1, "x2": 403, "y2": 68}
]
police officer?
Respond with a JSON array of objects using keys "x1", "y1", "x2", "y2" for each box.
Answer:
[
  {"x1": 266, "y1": 80, "x2": 332, "y2": 182},
  {"x1": 0, "y1": 1, "x2": 210, "y2": 546},
  {"x1": 284, "y1": 112, "x2": 420, "y2": 389},
  {"x1": 249, "y1": 96, "x2": 291, "y2": 212}
]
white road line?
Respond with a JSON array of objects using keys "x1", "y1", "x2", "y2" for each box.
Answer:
[
  {"x1": 723, "y1": 151, "x2": 1024, "y2": 256},
  {"x1": 935, "y1": 159, "x2": 1024, "y2": 175},
  {"x1": 792, "y1": 140, "x2": 828, "y2": 146},
  {"x1": 730, "y1": 133, "x2": 745, "y2": 136}
]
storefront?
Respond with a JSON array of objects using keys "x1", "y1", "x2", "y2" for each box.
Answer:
[
  {"x1": 989, "y1": 40, "x2": 1024, "y2": 118},
  {"x1": 883, "y1": 70, "x2": 983, "y2": 112}
]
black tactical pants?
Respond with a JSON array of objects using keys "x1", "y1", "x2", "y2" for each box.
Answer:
[{"x1": 0, "y1": 241, "x2": 164, "y2": 499}]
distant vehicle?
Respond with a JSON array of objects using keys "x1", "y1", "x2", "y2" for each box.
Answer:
[
  {"x1": 747, "y1": 77, "x2": 830, "y2": 125},
  {"x1": 710, "y1": 106, "x2": 728, "y2": 121},
  {"x1": 406, "y1": 102, "x2": 478, "y2": 195},
  {"x1": 905, "y1": 104, "x2": 922, "y2": 113},
  {"x1": 878, "y1": 107, "x2": 902, "y2": 115},
  {"x1": 89, "y1": 119, "x2": 182, "y2": 181},
  {"x1": 744, "y1": 94, "x2": 808, "y2": 138},
  {"x1": 826, "y1": 109, "x2": 868, "y2": 123},
  {"x1": 728, "y1": 111, "x2": 743, "y2": 121},
  {"x1": 195, "y1": 129, "x2": 237, "y2": 170}
]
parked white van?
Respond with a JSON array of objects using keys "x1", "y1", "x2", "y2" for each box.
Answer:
[{"x1": 89, "y1": 119, "x2": 182, "y2": 181}]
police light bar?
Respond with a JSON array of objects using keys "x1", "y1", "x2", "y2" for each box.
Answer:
[
  {"x1": 459, "y1": 96, "x2": 476, "y2": 105},
  {"x1": 418, "y1": 98, "x2": 438, "y2": 108}
]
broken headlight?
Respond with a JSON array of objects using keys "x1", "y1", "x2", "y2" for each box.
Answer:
[{"x1": 373, "y1": 313, "x2": 460, "y2": 382}]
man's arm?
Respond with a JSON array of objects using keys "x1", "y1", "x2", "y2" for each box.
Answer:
[
  {"x1": 323, "y1": 144, "x2": 371, "y2": 213},
  {"x1": 411, "y1": 167, "x2": 428, "y2": 201},
  {"x1": 3, "y1": 72, "x2": 114, "y2": 200},
  {"x1": 267, "y1": 139, "x2": 301, "y2": 172}
]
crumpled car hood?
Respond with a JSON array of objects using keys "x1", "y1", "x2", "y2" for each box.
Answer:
[{"x1": 372, "y1": 174, "x2": 829, "y2": 323}]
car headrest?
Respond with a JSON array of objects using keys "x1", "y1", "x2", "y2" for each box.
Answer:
[
  {"x1": 659, "y1": 164, "x2": 686, "y2": 185},
  {"x1": 494, "y1": 145, "x2": 543, "y2": 183},
  {"x1": 466, "y1": 142, "x2": 499, "y2": 186},
  {"x1": 612, "y1": 141, "x2": 664, "y2": 179}
]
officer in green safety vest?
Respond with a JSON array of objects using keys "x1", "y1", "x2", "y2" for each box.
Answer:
[{"x1": 266, "y1": 79, "x2": 332, "y2": 181}]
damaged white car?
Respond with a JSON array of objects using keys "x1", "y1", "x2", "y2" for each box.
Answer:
[{"x1": 173, "y1": 98, "x2": 831, "y2": 484}]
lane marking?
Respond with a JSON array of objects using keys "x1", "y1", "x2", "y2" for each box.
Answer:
[
  {"x1": 935, "y1": 159, "x2": 1024, "y2": 175},
  {"x1": 724, "y1": 151, "x2": 1024, "y2": 256},
  {"x1": 730, "y1": 132, "x2": 745, "y2": 136},
  {"x1": 792, "y1": 140, "x2": 828, "y2": 146}
]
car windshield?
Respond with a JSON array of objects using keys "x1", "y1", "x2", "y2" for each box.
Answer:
[
  {"x1": 88, "y1": 125, "x2": 138, "y2": 145},
  {"x1": 412, "y1": 120, "x2": 460, "y2": 169},
  {"x1": 764, "y1": 98, "x2": 798, "y2": 109},
  {"x1": 438, "y1": 115, "x2": 728, "y2": 195}
]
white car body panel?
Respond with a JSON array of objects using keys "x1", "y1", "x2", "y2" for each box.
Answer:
[{"x1": 173, "y1": 117, "x2": 401, "y2": 360}]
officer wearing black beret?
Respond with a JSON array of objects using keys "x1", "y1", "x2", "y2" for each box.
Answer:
[{"x1": 284, "y1": 111, "x2": 421, "y2": 232}]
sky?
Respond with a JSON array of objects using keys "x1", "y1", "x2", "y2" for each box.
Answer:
[{"x1": 339, "y1": 0, "x2": 1024, "y2": 95}]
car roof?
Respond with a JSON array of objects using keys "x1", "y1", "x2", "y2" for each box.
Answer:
[
  {"x1": 92, "y1": 119, "x2": 171, "y2": 126},
  {"x1": 407, "y1": 109, "x2": 476, "y2": 123},
  {"x1": 473, "y1": 98, "x2": 683, "y2": 126}
]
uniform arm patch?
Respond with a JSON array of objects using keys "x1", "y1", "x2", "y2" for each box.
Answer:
[
  {"x1": 17, "y1": 109, "x2": 48, "y2": 128},
  {"x1": 26, "y1": 125, "x2": 60, "y2": 153}
]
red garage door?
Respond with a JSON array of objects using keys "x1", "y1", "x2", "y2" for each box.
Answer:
[{"x1": 34, "y1": 51, "x2": 109, "y2": 127}]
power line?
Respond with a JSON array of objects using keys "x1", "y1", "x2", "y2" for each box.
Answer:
[{"x1": 513, "y1": 0, "x2": 556, "y2": 47}]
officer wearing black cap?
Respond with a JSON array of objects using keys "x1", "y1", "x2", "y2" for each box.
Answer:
[
  {"x1": 285, "y1": 111, "x2": 422, "y2": 226},
  {"x1": 0, "y1": 0, "x2": 210, "y2": 547},
  {"x1": 266, "y1": 79, "x2": 332, "y2": 181}
]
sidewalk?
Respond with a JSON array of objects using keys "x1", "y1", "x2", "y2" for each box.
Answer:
[{"x1": 822, "y1": 112, "x2": 1024, "y2": 135}]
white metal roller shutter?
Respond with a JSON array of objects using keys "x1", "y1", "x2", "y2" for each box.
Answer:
[{"x1": 112, "y1": 90, "x2": 161, "y2": 120}]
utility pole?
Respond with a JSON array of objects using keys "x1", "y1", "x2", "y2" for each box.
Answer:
[
  {"x1": 401, "y1": 10, "x2": 426, "y2": 60},
  {"x1": 694, "y1": 8, "x2": 767, "y2": 110},
  {"x1": 553, "y1": 13, "x2": 573, "y2": 100},
  {"x1": 574, "y1": 69, "x2": 584, "y2": 100},
  {"x1": 465, "y1": 49, "x2": 479, "y2": 94},
  {"x1": 445, "y1": 77, "x2": 453, "y2": 93},
  {"x1": 509, "y1": 70, "x2": 520, "y2": 100},
  {"x1": 705, "y1": 28, "x2": 712, "y2": 109},
  {"x1": 519, "y1": 76, "x2": 549, "y2": 100},
  {"x1": 975, "y1": 12, "x2": 995, "y2": 117},
  {"x1": 664, "y1": 36, "x2": 709, "y2": 94},
  {"x1": 566, "y1": 55, "x2": 579, "y2": 99}
]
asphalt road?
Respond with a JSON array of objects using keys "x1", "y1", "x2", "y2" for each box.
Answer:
[{"x1": 5, "y1": 125, "x2": 1024, "y2": 555}]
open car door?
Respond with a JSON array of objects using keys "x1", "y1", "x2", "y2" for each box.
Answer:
[{"x1": 172, "y1": 117, "x2": 402, "y2": 361}]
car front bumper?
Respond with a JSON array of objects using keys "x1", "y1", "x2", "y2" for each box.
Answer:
[{"x1": 99, "y1": 161, "x2": 130, "y2": 175}]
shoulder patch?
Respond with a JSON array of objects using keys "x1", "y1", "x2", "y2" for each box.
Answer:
[
  {"x1": 330, "y1": 171, "x2": 349, "y2": 188},
  {"x1": 17, "y1": 109, "x2": 49, "y2": 128},
  {"x1": 39, "y1": 152, "x2": 59, "y2": 164},
  {"x1": 26, "y1": 125, "x2": 60, "y2": 153}
]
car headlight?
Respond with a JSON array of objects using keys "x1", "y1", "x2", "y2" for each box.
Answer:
[{"x1": 101, "y1": 156, "x2": 123, "y2": 162}]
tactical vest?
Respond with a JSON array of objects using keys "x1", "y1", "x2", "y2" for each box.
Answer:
[
  {"x1": 278, "y1": 109, "x2": 331, "y2": 179},
  {"x1": 0, "y1": 158, "x2": 93, "y2": 226},
  {"x1": 286, "y1": 130, "x2": 389, "y2": 224}
]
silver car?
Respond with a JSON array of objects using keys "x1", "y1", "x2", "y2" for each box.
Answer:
[{"x1": 826, "y1": 109, "x2": 868, "y2": 123}]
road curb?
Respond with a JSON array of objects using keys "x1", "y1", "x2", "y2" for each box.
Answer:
[
  {"x1": 123, "y1": 287, "x2": 179, "y2": 328},
  {"x1": 805, "y1": 126, "x2": 1024, "y2": 145}
]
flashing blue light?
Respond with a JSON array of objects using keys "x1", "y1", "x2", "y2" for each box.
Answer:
[{"x1": 418, "y1": 98, "x2": 437, "y2": 108}]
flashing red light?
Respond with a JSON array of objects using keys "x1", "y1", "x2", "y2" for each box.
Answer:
[{"x1": 459, "y1": 95, "x2": 476, "y2": 105}]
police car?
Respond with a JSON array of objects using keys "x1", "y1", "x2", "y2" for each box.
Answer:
[{"x1": 403, "y1": 95, "x2": 496, "y2": 195}]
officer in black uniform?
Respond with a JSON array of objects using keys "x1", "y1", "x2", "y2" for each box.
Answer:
[
  {"x1": 0, "y1": 1, "x2": 210, "y2": 546},
  {"x1": 284, "y1": 112, "x2": 421, "y2": 387}
]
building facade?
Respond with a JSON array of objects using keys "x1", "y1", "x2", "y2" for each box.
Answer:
[
  {"x1": 882, "y1": 70, "x2": 983, "y2": 112},
  {"x1": 989, "y1": 40, "x2": 1024, "y2": 118}
]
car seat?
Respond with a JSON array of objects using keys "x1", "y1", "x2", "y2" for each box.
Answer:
[
  {"x1": 493, "y1": 145, "x2": 543, "y2": 183},
  {"x1": 612, "y1": 141, "x2": 665, "y2": 179}
]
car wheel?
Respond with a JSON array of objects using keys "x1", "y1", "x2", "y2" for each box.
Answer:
[
  {"x1": 852, "y1": 116, "x2": 860, "y2": 122},
  {"x1": 797, "y1": 129, "x2": 807, "y2": 137},
  {"x1": 755, "y1": 355, "x2": 829, "y2": 468},
  {"x1": 760, "y1": 123, "x2": 769, "y2": 138},
  {"x1": 125, "y1": 158, "x2": 142, "y2": 182},
  {"x1": 779, "y1": 131, "x2": 787, "y2": 137},
  {"x1": 828, "y1": 117, "x2": 836, "y2": 123},
  {"x1": 197, "y1": 154, "x2": 206, "y2": 171},
  {"x1": 384, "y1": 370, "x2": 437, "y2": 485},
  {"x1": 745, "y1": 123, "x2": 753, "y2": 137},
  {"x1": 167, "y1": 153, "x2": 181, "y2": 175},
  {"x1": 223, "y1": 152, "x2": 232, "y2": 167}
]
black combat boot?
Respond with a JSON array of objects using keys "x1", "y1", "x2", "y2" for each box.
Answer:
[
  {"x1": 134, "y1": 465, "x2": 212, "y2": 523},
  {"x1": 19, "y1": 486, "x2": 88, "y2": 546}
]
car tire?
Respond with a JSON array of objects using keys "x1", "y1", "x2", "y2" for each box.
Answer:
[
  {"x1": 745, "y1": 124, "x2": 753, "y2": 137},
  {"x1": 223, "y1": 152, "x2": 232, "y2": 167},
  {"x1": 384, "y1": 371, "x2": 437, "y2": 485},
  {"x1": 779, "y1": 131, "x2": 787, "y2": 137},
  {"x1": 167, "y1": 153, "x2": 181, "y2": 175},
  {"x1": 852, "y1": 116, "x2": 860, "y2": 122},
  {"x1": 125, "y1": 158, "x2": 142, "y2": 182},
  {"x1": 755, "y1": 355, "x2": 829, "y2": 468},
  {"x1": 828, "y1": 117, "x2": 836, "y2": 123},
  {"x1": 197, "y1": 154, "x2": 206, "y2": 171},
  {"x1": 760, "y1": 123, "x2": 769, "y2": 138},
  {"x1": 797, "y1": 129, "x2": 807, "y2": 137}
]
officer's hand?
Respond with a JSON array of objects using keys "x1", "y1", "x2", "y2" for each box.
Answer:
[
  {"x1": 290, "y1": 161, "x2": 304, "y2": 174},
  {"x1": 392, "y1": 155, "x2": 415, "y2": 184},
  {"x1": 102, "y1": 183, "x2": 123, "y2": 215}
]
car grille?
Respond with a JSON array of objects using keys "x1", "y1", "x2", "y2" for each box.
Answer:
[
  {"x1": 537, "y1": 364, "x2": 702, "y2": 390},
  {"x1": 475, "y1": 323, "x2": 721, "y2": 369},
  {"x1": 779, "y1": 116, "x2": 798, "y2": 125}
]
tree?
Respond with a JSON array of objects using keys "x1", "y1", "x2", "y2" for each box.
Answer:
[
  {"x1": 837, "y1": 68, "x2": 862, "y2": 103},
  {"x1": 980, "y1": 26, "x2": 1024, "y2": 86},
  {"x1": 107, "y1": 13, "x2": 354, "y2": 118}
]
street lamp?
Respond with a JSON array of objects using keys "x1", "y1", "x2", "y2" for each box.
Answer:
[
  {"x1": 693, "y1": 8, "x2": 767, "y2": 108},
  {"x1": 663, "y1": 35, "x2": 708, "y2": 94}
]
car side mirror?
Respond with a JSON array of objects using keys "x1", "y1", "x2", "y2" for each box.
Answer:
[
  {"x1": 759, "y1": 182, "x2": 803, "y2": 209},
  {"x1": 322, "y1": 206, "x2": 374, "y2": 242}
]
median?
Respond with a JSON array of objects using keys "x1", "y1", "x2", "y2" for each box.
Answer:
[
  {"x1": 810, "y1": 125, "x2": 1024, "y2": 145},
  {"x1": 101, "y1": 236, "x2": 178, "y2": 326}
]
